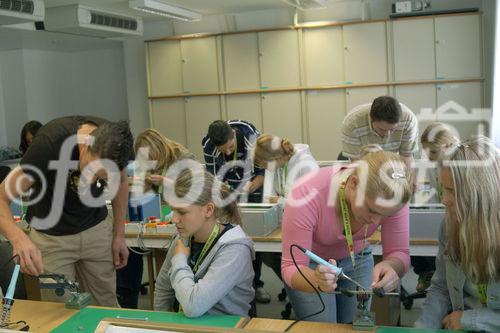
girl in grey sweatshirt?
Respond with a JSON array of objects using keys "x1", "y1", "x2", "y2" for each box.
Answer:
[{"x1": 154, "y1": 169, "x2": 255, "y2": 318}]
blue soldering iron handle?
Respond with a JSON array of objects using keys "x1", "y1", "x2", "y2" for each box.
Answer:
[
  {"x1": 296, "y1": 245, "x2": 343, "y2": 275},
  {"x1": 5, "y1": 264, "x2": 20, "y2": 300}
]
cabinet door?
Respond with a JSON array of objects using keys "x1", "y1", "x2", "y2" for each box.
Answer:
[
  {"x1": 345, "y1": 86, "x2": 388, "y2": 113},
  {"x1": 343, "y1": 22, "x2": 387, "y2": 83},
  {"x1": 180, "y1": 37, "x2": 219, "y2": 93},
  {"x1": 436, "y1": 82, "x2": 485, "y2": 140},
  {"x1": 184, "y1": 96, "x2": 221, "y2": 159},
  {"x1": 261, "y1": 92, "x2": 302, "y2": 142},
  {"x1": 393, "y1": 19, "x2": 435, "y2": 81},
  {"x1": 147, "y1": 40, "x2": 182, "y2": 96},
  {"x1": 258, "y1": 30, "x2": 300, "y2": 88},
  {"x1": 150, "y1": 98, "x2": 186, "y2": 146},
  {"x1": 306, "y1": 90, "x2": 346, "y2": 160},
  {"x1": 223, "y1": 33, "x2": 260, "y2": 91},
  {"x1": 303, "y1": 27, "x2": 344, "y2": 86},
  {"x1": 435, "y1": 15, "x2": 481, "y2": 79},
  {"x1": 395, "y1": 84, "x2": 437, "y2": 152},
  {"x1": 226, "y1": 94, "x2": 263, "y2": 131}
]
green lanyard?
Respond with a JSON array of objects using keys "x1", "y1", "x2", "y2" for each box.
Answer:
[
  {"x1": 339, "y1": 176, "x2": 368, "y2": 272},
  {"x1": 477, "y1": 284, "x2": 488, "y2": 306},
  {"x1": 279, "y1": 162, "x2": 289, "y2": 195},
  {"x1": 232, "y1": 136, "x2": 238, "y2": 162},
  {"x1": 179, "y1": 223, "x2": 220, "y2": 313},
  {"x1": 157, "y1": 166, "x2": 167, "y2": 197}
]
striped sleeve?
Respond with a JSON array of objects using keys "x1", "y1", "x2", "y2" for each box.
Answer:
[
  {"x1": 399, "y1": 112, "x2": 419, "y2": 157},
  {"x1": 202, "y1": 137, "x2": 218, "y2": 175},
  {"x1": 341, "y1": 120, "x2": 362, "y2": 159}
]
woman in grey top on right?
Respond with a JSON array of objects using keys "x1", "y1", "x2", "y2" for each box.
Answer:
[{"x1": 415, "y1": 136, "x2": 500, "y2": 332}]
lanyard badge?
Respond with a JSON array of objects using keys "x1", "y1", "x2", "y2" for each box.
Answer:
[{"x1": 338, "y1": 174, "x2": 368, "y2": 271}]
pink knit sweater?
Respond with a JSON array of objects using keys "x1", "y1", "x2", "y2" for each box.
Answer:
[{"x1": 281, "y1": 166, "x2": 410, "y2": 286}]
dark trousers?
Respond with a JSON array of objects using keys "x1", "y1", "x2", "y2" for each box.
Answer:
[
  {"x1": 253, "y1": 252, "x2": 283, "y2": 288},
  {"x1": 411, "y1": 256, "x2": 436, "y2": 275},
  {"x1": 116, "y1": 250, "x2": 143, "y2": 309}
]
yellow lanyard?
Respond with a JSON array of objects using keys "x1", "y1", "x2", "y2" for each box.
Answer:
[
  {"x1": 179, "y1": 224, "x2": 220, "y2": 313},
  {"x1": 477, "y1": 284, "x2": 488, "y2": 306},
  {"x1": 191, "y1": 224, "x2": 220, "y2": 273},
  {"x1": 339, "y1": 183, "x2": 356, "y2": 267},
  {"x1": 339, "y1": 178, "x2": 368, "y2": 271}
]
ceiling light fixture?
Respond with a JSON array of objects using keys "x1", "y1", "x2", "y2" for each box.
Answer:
[
  {"x1": 129, "y1": 0, "x2": 201, "y2": 21},
  {"x1": 282, "y1": 0, "x2": 328, "y2": 10}
]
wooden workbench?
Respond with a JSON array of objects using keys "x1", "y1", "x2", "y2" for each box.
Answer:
[
  {"x1": 8, "y1": 300, "x2": 362, "y2": 333},
  {"x1": 9, "y1": 299, "x2": 77, "y2": 332},
  {"x1": 244, "y1": 318, "x2": 355, "y2": 333}
]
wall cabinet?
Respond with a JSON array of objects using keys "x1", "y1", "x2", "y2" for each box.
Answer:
[
  {"x1": 146, "y1": 13, "x2": 484, "y2": 161},
  {"x1": 343, "y1": 22, "x2": 387, "y2": 83}
]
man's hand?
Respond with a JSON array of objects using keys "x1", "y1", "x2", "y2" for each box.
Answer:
[
  {"x1": 442, "y1": 311, "x2": 463, "y2": 330},
  {"x1": 112, "y1": 235, "x2": 129, "y2": 269},
  {"x1": 11, "y1": 233, "x2": 44, "y2": 276}
]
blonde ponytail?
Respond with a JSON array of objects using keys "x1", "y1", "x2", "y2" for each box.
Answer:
[{"x1": 254, "y1": 134, "x2": 295, "y2": 167}]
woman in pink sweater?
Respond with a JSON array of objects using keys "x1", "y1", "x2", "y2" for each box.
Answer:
[{"x1": 281, "y1": 151, "x2": 411, "y2": 323}]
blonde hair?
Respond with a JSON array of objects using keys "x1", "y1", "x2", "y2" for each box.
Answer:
[
  {"x1": 359, "y1": 144, "x2": 383, "y2": 157},
  {"x1": 135, "y1": 129, "x2": 191, "y2": 174},
  {"x1": 172, "y1": 169, "x2": 241, "y2": 225},
  {"x1": 421, "y1": 122, "x2": 459, "y2": 162},
  {"x1": 356, "y1": 150, "x2": 411, "y2": 204},
  {"x1": 253, "y1": 134, "x2": 294, "y2": 168},
  {"x1": 445, "y1": 136, "x2": 500, "y2": 283}
]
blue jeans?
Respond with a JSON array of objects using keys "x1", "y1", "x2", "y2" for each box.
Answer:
[{"x1": 286, "y1": 247, "x2": 374, "y2": 323}]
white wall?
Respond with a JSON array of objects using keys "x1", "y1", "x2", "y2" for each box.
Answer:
[
  {"x1": 492, "y1": 0, "x2": 500, "y2": 146},
  {"x1": 124, "y1": 21, "x2": 174, "y2": 137},
  {"x1": 0, "y1": 50, "x2": 29, "y2": 147},
  {"x1": 0, "y1": 64, "x2": 6, "y2": 146},
  {"x1": 482, "y1": 0, "x2": 495, "y2": 109},
  {"x1": 0, "y1": 42, "x2": 128, "y2": 148}
]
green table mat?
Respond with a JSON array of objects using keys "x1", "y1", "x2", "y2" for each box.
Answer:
[
  {"x1": 50, "y1": 307, "x2": 241, "y2": 333},
  {"x1": 377, "y1": 327, "x2": 457, "y2": 333}
]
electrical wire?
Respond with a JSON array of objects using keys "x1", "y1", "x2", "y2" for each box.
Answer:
[
  {"x1": 284, "y1": 244, "x2": 326, "y2": 332},
  {"x1": 126, "y1": 218, "x2": 152, "y2": 255},
  {"x1": 2, "y1": 254, "x2": 20, "y2": 268},
  {"x1": 0, "y1": 319, "x2": 27, "y2": 329}
]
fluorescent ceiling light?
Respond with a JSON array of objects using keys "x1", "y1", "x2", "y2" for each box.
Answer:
[
  {"x1": 282, "y1": 0, "x2": 328, "y2": 10},
  {"x1": 129, "y1": 0, "x2": 201, "y2": 21}
]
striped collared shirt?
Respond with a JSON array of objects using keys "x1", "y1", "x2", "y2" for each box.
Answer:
[{"x1": 341, "y1": 103, "x2": 419, "y2": 159}]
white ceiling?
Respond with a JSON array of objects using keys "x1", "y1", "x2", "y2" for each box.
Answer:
[{"x1": 44, "y1": 0, "x2": 292, "y2": 19}]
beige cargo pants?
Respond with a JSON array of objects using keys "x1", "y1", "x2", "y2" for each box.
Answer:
[{"x1": 29, "y1": 217, "x2": 118, "y2": 307}]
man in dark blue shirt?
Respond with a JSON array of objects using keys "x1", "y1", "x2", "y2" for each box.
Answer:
[{"x1": 202, "y1": 120, "x2": 264, "y2": 203}]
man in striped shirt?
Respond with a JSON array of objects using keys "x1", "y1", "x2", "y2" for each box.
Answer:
[
  {"x1": 340, "y1": 96, "x2": 419, "y2": 166},
  {"x1": 202, "y1": 119, "x2": 264, "y2": 203}
]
